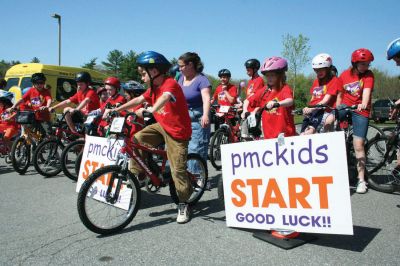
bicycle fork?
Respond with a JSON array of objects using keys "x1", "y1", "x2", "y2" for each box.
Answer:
[{"x1": 105, "y1": 152, "x2": 129, "y2": 204}]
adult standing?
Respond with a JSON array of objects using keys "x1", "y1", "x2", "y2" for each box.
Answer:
[{"x1": 178, "y1": 52, "x2": 211, "y2": 162}]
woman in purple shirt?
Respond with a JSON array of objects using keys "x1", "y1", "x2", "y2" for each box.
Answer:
[{"x1": 178, "y1": 52, "x2": 211, "y2": 162}]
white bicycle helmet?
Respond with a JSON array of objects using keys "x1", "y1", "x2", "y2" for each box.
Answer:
[{"x1": 312, "y1": 53, "x2": 332, "y2": 69}]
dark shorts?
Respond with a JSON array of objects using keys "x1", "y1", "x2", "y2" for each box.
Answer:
[
  {"x1": 301, "y1": 109, "x2": 324, "y2": 133},
  {"x1": 71, "y1": 111, "x2": 84, "y2": 123}
]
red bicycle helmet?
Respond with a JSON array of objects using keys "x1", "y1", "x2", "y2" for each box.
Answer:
[
  {"x1": 351, "y1": 48, "x2": 374, "y2": 63},
  {"x1": 96, "y1": 86, "x2": 106, "y2": 95},
  {"x1": 104, "y1": 77, "x2": 121, "y2": 88}
]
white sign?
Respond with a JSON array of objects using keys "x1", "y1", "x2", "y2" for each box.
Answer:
[
  {"x1": 221, "y1": 131, "x2": 353, "y2": 235},
  {"x1": 219, "y1": 105, "x2": 230, "y2": 113},
  {"x1": 76, "y1": 135, "x2": 131, "y2": 210},
  {"x1": 109, "y1": 117, "x2": 125, "y2": 133}
]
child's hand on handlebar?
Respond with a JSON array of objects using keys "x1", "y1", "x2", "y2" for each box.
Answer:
[{"x1": 357, "y1": 103, "x2": 367, "y2": 112}]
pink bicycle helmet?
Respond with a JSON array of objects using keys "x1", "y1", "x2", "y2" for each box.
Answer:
[{"x1": 260, "y1": 57, "x2": 288, "y2": 73}]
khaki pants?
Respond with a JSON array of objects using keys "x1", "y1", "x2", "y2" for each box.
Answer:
[{"x1": 129, "y1": 123, "x2": 193, "y2": 202}]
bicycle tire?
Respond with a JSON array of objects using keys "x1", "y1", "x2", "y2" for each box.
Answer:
[
  {"x1": 33, "y1": 139, "x2": 64, "y2": 177},
  {"x1": 61, "y1": 139, "x2": 85, "y2": 181},
  {"x1": 77, "y1": 165, "x2": 141, "y2": 235},
  {"x1": 209, "y1": 128, "x2": 229, "y2": 171},
  {"x1": 169, "y1": 153, "x2": 208, "y2": 206},
  {"x1": 11, "y1": 136, "x2": 31, "y2": 174},
  {"x1": 74, "y1": 150, "x2": 83, "y2": 178},
  {"x1": 217, "y1": 175, "x2": 225, "y2": 209},
  {"x1": 366, "y1": 124, "x2": 384, "y2": 142},
  {"x1": 365, "y1": 137, "x2": 396, "y2": 193}
]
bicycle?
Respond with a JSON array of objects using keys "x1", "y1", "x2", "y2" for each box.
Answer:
[
  {"x1": 0, "y1": 133, "x2": 19, "y2": 164},
  {"x1": 365, "y1": 103, "x2": 400, "y2": 193},
  {"x1": 209, "y1": 105, "x2": 244, "y2": 171},
  {"x1": 60, "y1": 107, "x2": 117, "y2": 181},
  {"x1": 77, "y1": 111, "x2": 208, "y2": 235},
  {"x1": 32, "y1": 113, "x2": 83, "y2": 177},
  {"x1": 10, "y1": 110, "x2": 49, "y2": 174},
  {"x1": 294, "y1": 105, "x2": 384, "y2": 141}
]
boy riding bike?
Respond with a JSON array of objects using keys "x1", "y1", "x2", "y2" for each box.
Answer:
[
  {"x1": 49, "y1": 72, "x2": 100, "y2": 134},
  {"x1": 104, "y1": 51, "x2": 193, "y2": 224}
]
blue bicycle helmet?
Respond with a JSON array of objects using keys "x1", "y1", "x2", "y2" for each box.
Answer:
[
  {"x1": 387, "y1": 38, "x2": 400, "y2": 60},
  {"x1": 136, "y1": 51, "x2": 171, "y2": 73}
]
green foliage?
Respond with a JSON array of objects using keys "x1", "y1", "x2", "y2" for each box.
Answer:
[
  {"x1": 102, "y1": 49, "x2": 125, "y2": 75},
  {"x1": 282, "y1": 33, "x2": 311, "y2": 90},
  {"x1": 119, "y1": 50, "x2": 140, "y2": 81},
  {"x1": 0, "y1": 60, "x2": 21, "y2": 77},
  {"x1": 287, "y1": 73, "x2": 314, "y2": 108},
  {"x1": 31, "y1": 57, "x2": 40, "y2": 63},
  {"x1": 82, "y1": 58, "x2": 97, "y2": 70},
  {"x1": 370, "y1": 67, "x2": 400, "y2": 100}
]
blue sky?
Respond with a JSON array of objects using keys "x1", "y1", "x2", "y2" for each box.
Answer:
[{"x1": 0, "y1": 0, "x2": 399, "y2": 79}]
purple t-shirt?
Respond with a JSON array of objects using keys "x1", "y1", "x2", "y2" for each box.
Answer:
[{"x1": 178, "y1": 74, "x2": 211, "y2": 109}]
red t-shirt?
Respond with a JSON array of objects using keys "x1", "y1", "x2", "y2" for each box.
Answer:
[
  {"x1": 142, "y1": 78, "x2": 192, "y2": 140},
  {"x1": 246, "y1": 76, "x2": 265, "y2": 112},
  {"x1": 213, "y1": 84, "x2": 238, "y2": 106},
  {"x1": 250, "y1": 85, "x2": 296, "y2": 139},
  {"x1": 102, "y1": 94, "x2": 126, "y2": 111},
  {"x1": 339, "y1": 69, "x2": 374, "y2": 118},
  {"x1": 309, "y1": 76, "x2": 342, "y2": 108},
  {"x1": 69, "y1": 89, "x2": 100, "y2": 115},
  {"x1": 0, "y1": 106, "x2": 18, "y2": 127},
  {"x1": 22, "y1": 87, "x2": 52, "y2": 121}
]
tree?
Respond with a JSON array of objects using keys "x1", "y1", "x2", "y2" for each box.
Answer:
[
  {"x1": 0, "y1": 60, "x2": 21, "y2": 77},
  {"x1": 82, "y1": 58, "x2": 97, "y2": 70},
  {"x1": 120, "y1": 50, "x2": 140, "y2": 81},
  {"x1": 282, "y1": 33, "x2": 311, "y2": 90},
  {"x1": 31, "y1": 57, "x2": 40, "y2": 63},
  {"x1": 102, "y1": 50, "x2": 125, "y2": 76}
]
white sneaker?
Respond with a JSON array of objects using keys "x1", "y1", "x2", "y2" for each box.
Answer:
[
  {"x1": 356, "y1": 181, "x2": 368, "y2": 194},
  {"x1": 177, "y1": 203, "x2": 190, "y2": 224}
]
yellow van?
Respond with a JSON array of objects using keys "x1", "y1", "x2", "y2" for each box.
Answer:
[{"x1": 4, "y1": 63, "x2": 107, "y2": 103}]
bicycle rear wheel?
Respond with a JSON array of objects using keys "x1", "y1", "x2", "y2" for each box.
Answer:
[
  {"x1": 11, "y1": 136, "x2": 31, "y2": 174},
  {"x1": 33, "y1": 139, "x2": 64, "y2": 177},
  {"x1": 209, "y1": 128, "x2": 229, "y2": 170},
  {"x1": 365, "y1": 137, "x2": 396, "y2": 193},
  {"x1": 77, "y1": 165, "x2": 141, "y2": 235},
  {"x1": 169, "y1": 153, "x2": 208, "y2": 206},
  {"x1": 61, "y1": 139, "x2": 85, "y2": 181}
]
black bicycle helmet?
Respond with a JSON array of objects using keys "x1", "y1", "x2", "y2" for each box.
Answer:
[
  {"x1": 124, "y1": 80, "x2": 146, "y2": 95},
  {"x1": 75, "y1": 71, "x2": 92, "y2": 83},
  {"x1": 244, "y1": 59, "x2": 261, "y2": 70},
  {"x1": 218, "y1": 69, "x2": 231, "y2": 78},
  {"x1": 31, "y1": 73, "x2": 46, "y2": 83}
]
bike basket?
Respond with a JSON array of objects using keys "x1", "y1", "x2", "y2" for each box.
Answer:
[
  {"x1": 109, "y1": 117, "x2": 125, "y2": 133},
  {"x1": 16, "y1": 111, "x2": 35, "y2": 124}
]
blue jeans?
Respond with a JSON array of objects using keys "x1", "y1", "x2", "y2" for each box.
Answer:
[{"x1": 188, "y1": 107, "x2": 210, "y2": 161}]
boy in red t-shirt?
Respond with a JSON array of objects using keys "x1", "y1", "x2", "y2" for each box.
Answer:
[
  {"x1": 9, "y1": 73, "x2": 52, "y2": 136},
  {"x1": 104, "y1": 51, "x2": 193, "y2": 224},
  {"x1": 210, "y1": 69, "x2": 238, "y2": 108},
  {"x1": 240, "y1": 59, "x2": 265, "y2": 138},
  {"x1": 50, "y1": 71, "x2": 100, "y2": 134}
]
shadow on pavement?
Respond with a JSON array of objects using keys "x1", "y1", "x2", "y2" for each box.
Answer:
[{"x1": 310, "y1": 225, "x2": 381, "y2": 252}]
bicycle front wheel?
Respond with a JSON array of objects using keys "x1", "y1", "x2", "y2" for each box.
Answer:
[
  {"x1": 77, "y1": 165, "x2": 141, "y2": 235},
  {"x1": 11, "y1": 136, "x2": 31, "y2": 174},
  {"x1": 33, "y1": 139, "x2": 64, "y2": 177},
  {"x1": 209, "y1": 128, "x2": 229, "y2": 171},
  {"x1": 169, "y1": 153, "x2": 208, "y2": 206},
  {"x1": 61, "y1": 140, "x2": 85, "y2": 181},
  {"x1": 365, "y1": 137, "x2": 396, "y2": 193}
]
